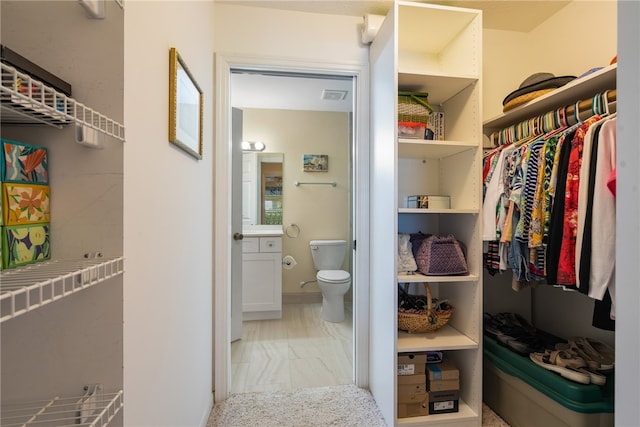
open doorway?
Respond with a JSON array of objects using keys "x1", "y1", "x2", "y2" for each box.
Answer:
[{"x1": 214, "y1": 54, "x2": 370, "y2": 402}]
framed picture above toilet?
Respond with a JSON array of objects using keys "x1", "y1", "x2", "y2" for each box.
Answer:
[{"x1": 302, "y1": 154, "x2": 328, "y2": 172}]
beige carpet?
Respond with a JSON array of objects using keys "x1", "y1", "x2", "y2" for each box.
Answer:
[{"x1": 207, "y1": 384, "x2": 510, "y2": 426}]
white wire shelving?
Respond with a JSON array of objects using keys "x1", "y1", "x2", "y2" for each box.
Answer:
[
  {"x1": 0, "y1": 256, "x2": 124, "y2": 323},
  {"x1": 1, "y1": 390, "x2": 123, "y2": 427},
  {"x1": 0, "y1": 62, "x2": 125, "y2": 141}
]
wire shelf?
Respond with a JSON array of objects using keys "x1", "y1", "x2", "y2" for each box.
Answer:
[
  {"x1": 1, "y1": 390, "x2": 123, "y2": 427},
  {"x1": 0, "y1": 256, "x2": 124, "y2": 323},
  {"x1": 0, "y1": 62, "x2": 125, "y2": 141}
]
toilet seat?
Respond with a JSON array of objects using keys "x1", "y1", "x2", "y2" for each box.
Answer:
[{"x1": 317, "y1": 269, "x2": 351, "y2": 284}]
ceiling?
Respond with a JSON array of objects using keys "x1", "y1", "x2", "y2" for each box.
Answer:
[{"x1": 227, "y1": 0, "x2": 572, "y2": 113}]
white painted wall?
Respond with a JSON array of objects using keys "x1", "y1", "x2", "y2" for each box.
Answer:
[
  {"x1": 124, "y1": 2, "x2": 215, "y2": 426},
  {"x1": 483, "y1": 1, "x2": 617, "y2": 120},
  {"x1": 214, "y1": 4, "x2": 368, "y2": 63}
]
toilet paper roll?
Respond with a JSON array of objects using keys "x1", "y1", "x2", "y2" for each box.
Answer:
[
  {"x1": 361, "y1": 14, "x2": 385, "y2": 44},
  {"x1": 282, "y1": 255, "x2": 297, "y2": 270}
]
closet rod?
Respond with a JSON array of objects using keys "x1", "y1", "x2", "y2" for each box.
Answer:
[
  {"x1": 491, "y1": 89, "x2": 617, "y2": 146},
  {"x1": 566, "y1": 89, "x2": 617, "y2": 119}
]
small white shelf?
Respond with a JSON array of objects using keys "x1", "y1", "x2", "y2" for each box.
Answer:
[
  {"x1": 0, "y1": 62, "x2": 125, "y2": 141},
  {"x1": 398, "y1": 273, "x2": 479, "y2": 283},
  {"x1": 398, "y1": 139, "x2": 477, "y2": 159},
  {"x1": 398, "y1": 73, "x2": 478, "y2": 105},
  {"x1": 398, "y1": 325, "x2": 478, "y2": 352},
  {"x1": 0, "y1": 256, "x2": 124, "y2": 323},
  {"x1": 397, "y1": 399, "x2": 478, "y2": 426},
  {"x1": 1, "y1": 390, "x2": 123, "y2": 427},
  {"x1": 398, "y1": 208, "x2": 479, "y2": 215}
]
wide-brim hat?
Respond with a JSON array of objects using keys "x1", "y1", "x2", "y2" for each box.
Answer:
[{"x1": 503, "y1": 72, "x2": 576, "y2": 111}]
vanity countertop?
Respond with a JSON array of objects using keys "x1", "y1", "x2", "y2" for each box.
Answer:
[{"x1": 242, "y1": 228, "x2": 284, "y2": 237}]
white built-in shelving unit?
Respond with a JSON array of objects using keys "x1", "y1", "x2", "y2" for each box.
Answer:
[
  {"x1": 369, "y1": 2, "x2": 483, "y2": 426},
  {"x1": 1, "y1": 2, "x2": 125, "y2": 425}
]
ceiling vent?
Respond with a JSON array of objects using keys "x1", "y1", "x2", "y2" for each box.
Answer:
[{"x1": 321, "y1": 89, "x2": 348, "y2": 101}]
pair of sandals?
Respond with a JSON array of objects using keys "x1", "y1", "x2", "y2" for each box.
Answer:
[{"x1": 530, "y1": 337, "x2": 614, "y2": 386}]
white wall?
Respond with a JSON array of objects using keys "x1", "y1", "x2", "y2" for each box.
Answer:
[
  {"x1": 124, "y1": 2, "x2": 215, "y2": 426},
  {"x1": 483, "y1": 1, "x2": 617, "y2": 120},
  {"x1": 242, "y1": 109, "x2": 351, "y2": 295},
  {"x1": 214, "y1": 4, "x2": 368, "y2": 63}
]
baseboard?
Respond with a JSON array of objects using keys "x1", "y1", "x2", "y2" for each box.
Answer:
[
  {"x1": 199, "y1": 392, "x2": 214, "y2": 427},
  {"x1": 283, "y1": 292, "x2": 322, "y2": 304}
]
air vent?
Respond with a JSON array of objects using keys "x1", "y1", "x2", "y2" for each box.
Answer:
[{"x1": 321, "y1": 89, "x2": 348, "y2": 101}]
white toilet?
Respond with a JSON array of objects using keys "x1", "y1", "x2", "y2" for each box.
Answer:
[{"x1": 309, "y1": 240, "x2": 351, "y2": 323}]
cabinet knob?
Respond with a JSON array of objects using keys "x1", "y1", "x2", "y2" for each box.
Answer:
[{"x1": 233, "y1": 232, "x2": 244, "y2": 241}]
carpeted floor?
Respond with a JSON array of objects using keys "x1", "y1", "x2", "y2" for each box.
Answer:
[{"x1": 207, "y1": 384, "x2": 510, "y2": 426}]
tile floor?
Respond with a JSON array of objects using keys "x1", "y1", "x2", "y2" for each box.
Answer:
[{"x1": 231, "y1": 302, "x2": 353, "y2": 393}]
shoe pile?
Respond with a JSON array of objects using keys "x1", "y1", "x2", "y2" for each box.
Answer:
[
  {"x1": 483, "y1": 312, "x2": 556, "y2": 356},
  {"x1": 484, "y1": 312, "x2": 614, "y2": 386},
  {"x1": 530, "y1": 337, "x2": 614, "y2": 386}
]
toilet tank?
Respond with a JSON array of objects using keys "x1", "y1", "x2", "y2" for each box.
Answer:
[{"x1": 309, "y1": 240, "x2": 346, "y2": 270}]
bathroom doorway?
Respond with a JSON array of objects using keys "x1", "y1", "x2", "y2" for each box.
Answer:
[
  {"x1": 231, "y1": 69, "x2": 354, "y2": 393},
  {"x1": 214, "y1": 54, "x2": 371, "y2": 401}
]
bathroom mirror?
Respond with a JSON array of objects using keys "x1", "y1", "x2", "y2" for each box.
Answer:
[{"x1": 242, "y1": 152, "x2": 283, "y2": 226}]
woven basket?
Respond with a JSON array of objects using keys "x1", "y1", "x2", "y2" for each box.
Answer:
[
  {"x1": 398, "y1": 282, "x2": 453, "y2": 334},
  {"x1": 398, "y1": 91, "x2": 433, "y2": 125}
]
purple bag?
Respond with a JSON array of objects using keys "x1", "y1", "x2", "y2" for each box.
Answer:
[{"x1": 415, "y1": 234, "x2": 468, "y2": 275}]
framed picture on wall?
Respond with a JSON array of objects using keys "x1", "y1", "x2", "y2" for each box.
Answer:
[
  {"x1": 169, "y1": 47, "x2": 203, "y2": 160},
  {"x1": 303, "y1": 154, "x2": 328, "y2": 172}
]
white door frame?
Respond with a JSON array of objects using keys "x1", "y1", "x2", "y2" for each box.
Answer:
[{"x1": 214, "y1": 53, "x2": 370, "y2": 401}]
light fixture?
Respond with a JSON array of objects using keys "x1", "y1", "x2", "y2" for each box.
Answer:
[{"x1": 241, "y1": 140, "x2": 266, "y2": 152}]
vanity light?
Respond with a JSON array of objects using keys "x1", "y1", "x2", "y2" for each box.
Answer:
[{"x1": 241, "y1": 141, "x2": 266, "y2": 152}]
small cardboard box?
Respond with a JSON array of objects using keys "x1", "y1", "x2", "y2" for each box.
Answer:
[
  {"x1": 405, "y1": 195, "x2": 450, "y2": 209},
  {"x1": 398, "y1": 374, "x2": 427, "y2": 397},
  {"x1": 428, "y1": 389, "x2": 459, "y2": 415},
  {"x1": 398, "y1": 353, "x2": 426, "y2": 375},
  {"x1": 398, "y1": 402, "x2": 428, "y2": 418},
  {"x1": 397, "y1": 388, "x2": 428, "y2": 404},
  {"x1": 426, "y1": 359, "x2": 459, "y2": 381},
  {"x1": 428, "y1": 378, "x2": 460, "y2": 392}
]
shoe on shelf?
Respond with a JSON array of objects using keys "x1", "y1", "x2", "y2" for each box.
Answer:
[{"x1": 530, "y1": 350, "x2": 591, "y2": 385}]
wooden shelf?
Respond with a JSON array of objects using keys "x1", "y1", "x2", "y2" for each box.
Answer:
[
  {"x1": 398, "y1": 73, "x2": 478, "y2": 105},
  {"x1": 397, "y1": 399, "x2": 478, "y2": 426},
  {"x1": 398, "y1": 139, "x2": 477, "y2": 159},
  {"x1": 398, "y1": 325, "x2": 479, "y2": 352}
]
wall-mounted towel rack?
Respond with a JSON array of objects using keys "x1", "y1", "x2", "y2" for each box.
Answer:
[{"x1": 294, "y1": 181, "x2": 337, "y2": 187}]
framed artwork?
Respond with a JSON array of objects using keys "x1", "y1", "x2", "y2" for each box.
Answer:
[
  {"x1": 169, "y1": 47, "x2": 203, "y2": 160},
  {"x1": 303, "y1": 154, "x2": 329, "y2": 172}
]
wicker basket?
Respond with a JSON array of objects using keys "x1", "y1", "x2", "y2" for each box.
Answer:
[
  {"x1": 398, "y1": 91, "x2": 433, "y2": 125},
  {"x1": 398, "y1": 282, "x2": 453, "y2": 334}
]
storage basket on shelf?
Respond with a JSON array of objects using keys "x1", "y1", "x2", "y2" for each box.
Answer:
[
  {"x1": 398, "y1": 91, "x2": 433, "y2": 139},
  {"x1": 398, "y1": 282, "x2": 453, "y2": 333}
]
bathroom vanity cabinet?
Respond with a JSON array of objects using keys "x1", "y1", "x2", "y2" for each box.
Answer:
[
  {"x1": 242, "y1": 233, "x2": 282, "y2": 320},
  {"x1": 369, "y1": 2, "x2": 483, "y2": 426}
]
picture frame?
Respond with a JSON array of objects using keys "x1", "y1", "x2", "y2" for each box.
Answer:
[
  {"x1": 169, "y1": 47, "x2": 203, "y2": 160},
  {"x1": 303, "y1": 154, "x2": 329, "y2": 172}
]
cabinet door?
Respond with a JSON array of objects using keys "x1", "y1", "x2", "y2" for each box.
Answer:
[{"x1": 242, "y1": 252, "x2": 282, "y2": 313}]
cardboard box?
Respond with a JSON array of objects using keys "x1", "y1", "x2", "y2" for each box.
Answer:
[
  {"x1": 398, "y1": 374, "x2": 427, "y2": 397},
  {"x1": 428, "y1": 378, "x2": 460, "y2": 392},
  {"x1": 405, "y1": 195, "x2": 450, "y2": 209},
  {"x1": 398, "y1": 402, "x2": 428, "y2": 418},
  {"x1": 428, "y1": 389, "x2": 459, "y2": 415},
  {"x1": 398, "y1": 353, "x2": 426, "y2": 375},
  {"x1": 427, "y1": 111, "x2": 445, "y2": 141},
  {"x1": 397, "y1": 388, "x2": 428, "y2": 404},
  {"x1": 426, "y1": 359, "x2": 459, "y2": 381}
]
